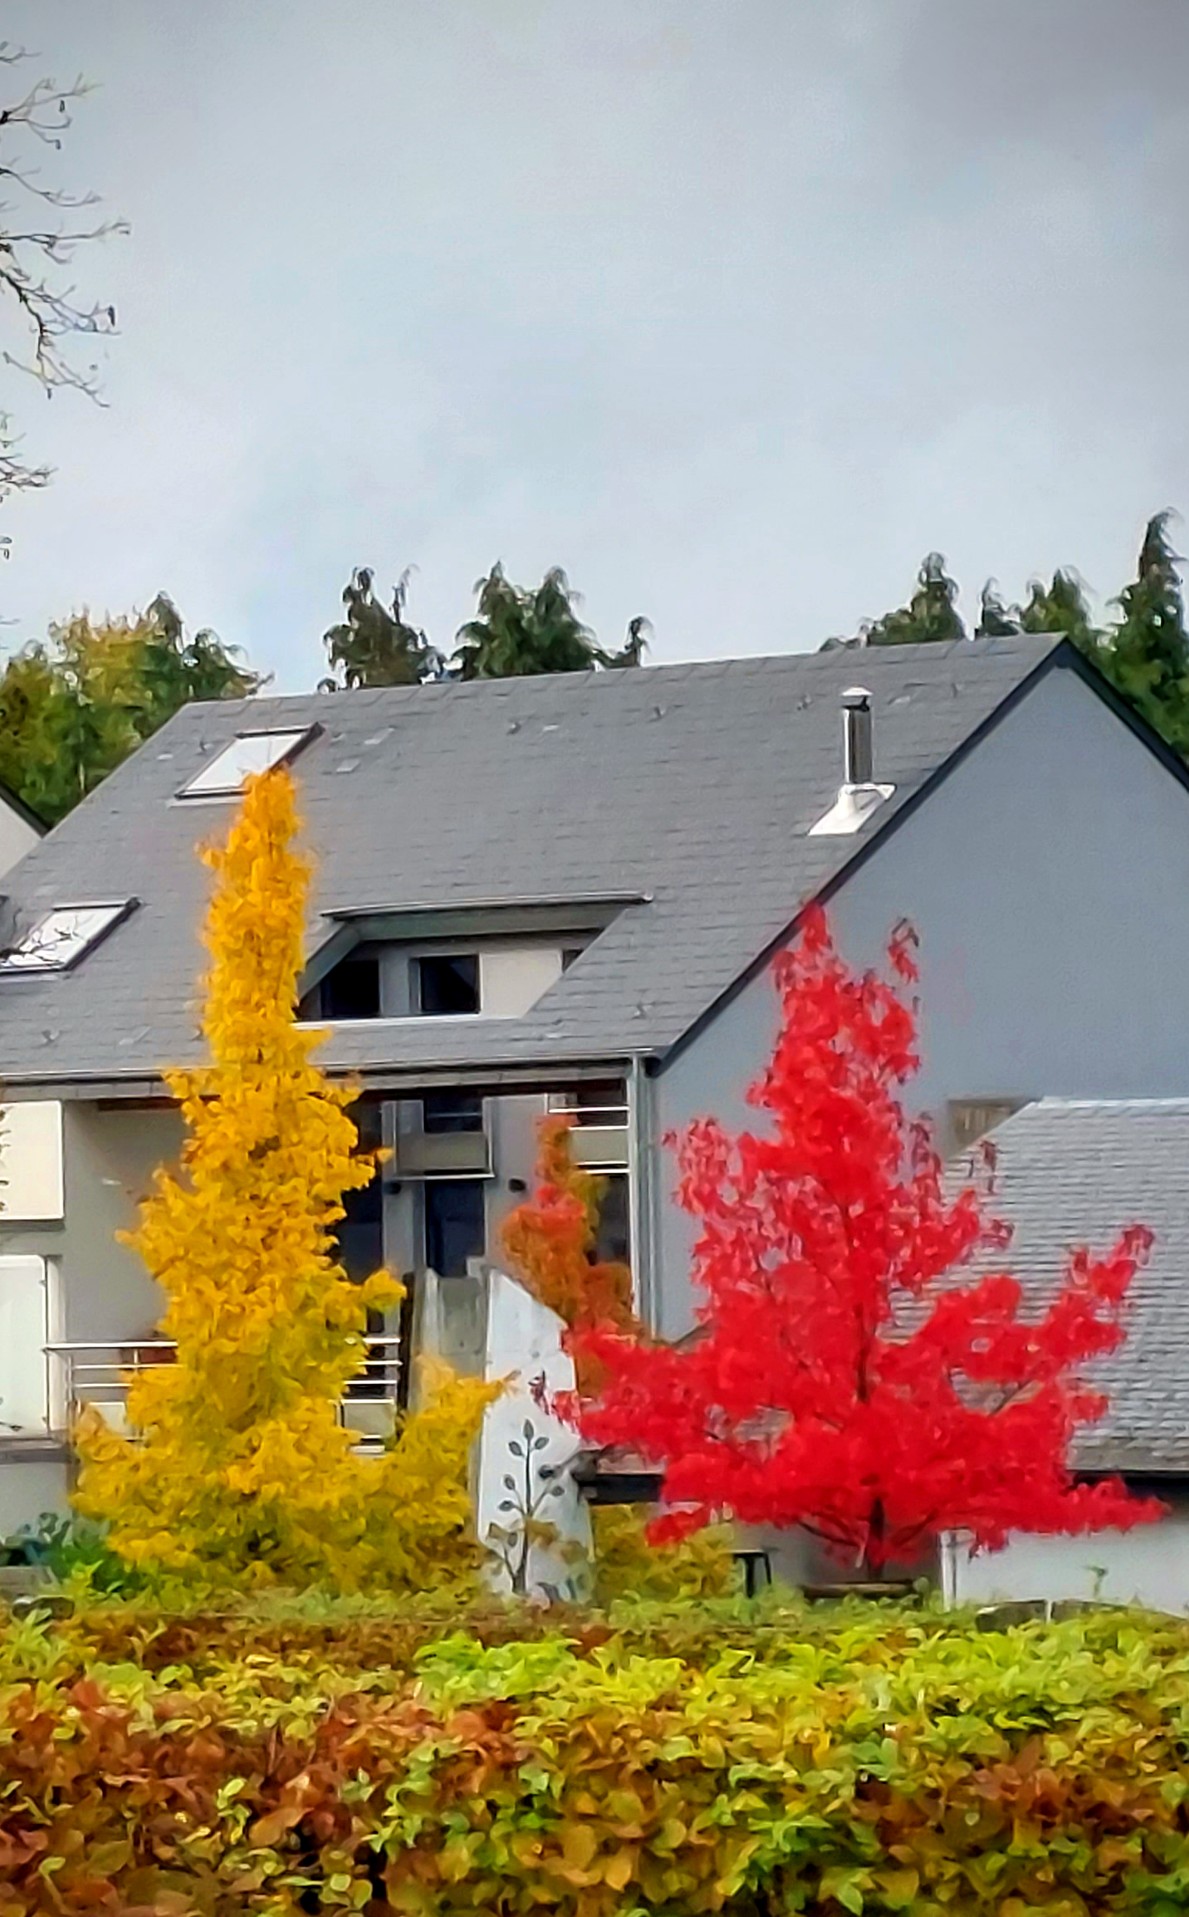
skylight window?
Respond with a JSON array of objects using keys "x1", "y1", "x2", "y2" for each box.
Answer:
[
  {"x1": 179, "y1": 728, "x2": 315, "y2": 798},
  {"x1": 0, "y1": 902, "x2": 133, "y2": 975}
]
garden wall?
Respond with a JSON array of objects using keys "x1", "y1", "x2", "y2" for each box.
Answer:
[{"x1": 950, "y1": 1497, "x2": 1189, "y2": 1614}]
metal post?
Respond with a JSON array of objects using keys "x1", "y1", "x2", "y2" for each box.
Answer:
[
  {"x1": 939, "y1": 1529, "x2": 959, "y2": 1608},
  {"x1": 627, "y1": 1056, "x2": 654, "y2": 1330}
]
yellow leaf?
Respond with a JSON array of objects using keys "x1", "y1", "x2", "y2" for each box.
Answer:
[{"x1": 561, "y1": 1824, "x2": 599, "y2": 1872}]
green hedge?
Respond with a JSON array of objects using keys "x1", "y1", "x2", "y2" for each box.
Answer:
[{"x1": 3, "y1": 1596, "x2": 1189, "y2": 1913}]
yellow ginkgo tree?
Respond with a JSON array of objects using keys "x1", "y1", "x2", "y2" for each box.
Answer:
[{"x1": 75, "y1": 766, "x2": 496, "y2": 1590}]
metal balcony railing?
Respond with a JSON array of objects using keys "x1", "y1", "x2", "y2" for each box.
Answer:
[
  {"x1": 546, "y1": 1093, "x2": 630, "y2": 1126},
  {"x1": 43, "y1": 1336, "x2": 405, "y2": 1448}
]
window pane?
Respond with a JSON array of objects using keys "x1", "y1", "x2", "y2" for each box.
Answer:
[
  {"x1": 181, "y1": 729, "x2": 313, "y2": 797},
  {"x1": 551, "y1": 1079, "x2": 628, "y2": 1126},
  {"x1": 424, "y1": 1179, "x2": 486, "y2": 1276},
  {"x1": 594, "y1": 1173, "x2": 631, "y2": 1265},
  {"x1": 335, "y1": 1102, "x2": 384, "y2": 1283},
  {"x1": 576, "y1": 1079, "x2": 627, "y2": 1125},
  {"x1": 320, "y1": 954, "x2": 381, "y2": 1020},
  {"x1": 421, "y1": 1090, "x2": 484, "y2": 1134},
  {"x1": 416, "y1": 954, "x2": 479, "y2": 1016}
]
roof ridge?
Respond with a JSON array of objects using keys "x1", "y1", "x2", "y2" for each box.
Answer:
[
  {"x1": 181, "y1": 632, "x2": 1064, "y2": 715},
  {"x1": 1026, "y1": 1096, "x2": 1189, "y2": 1113}
]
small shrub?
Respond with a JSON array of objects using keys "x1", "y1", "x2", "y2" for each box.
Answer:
[
  {"x1": 591, "y1": 1503, "x2": 737, "y2": 1601},
  {"x1": 0, "y1": 1513, "x2": 143, "y2": 1594}
]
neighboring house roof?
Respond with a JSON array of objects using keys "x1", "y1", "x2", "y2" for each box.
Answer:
[
  {"x1": 0, "y1": 634, "x2": 1088, "y2": 1090},
  {"x1": 958, "y1": 1099, "x2": 1189, "y2": 1475}
]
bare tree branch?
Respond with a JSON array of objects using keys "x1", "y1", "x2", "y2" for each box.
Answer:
[{"x1": 0, "y1": 42, "x2": 126, "y2": 502}]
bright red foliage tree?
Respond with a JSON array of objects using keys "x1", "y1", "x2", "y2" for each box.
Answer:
[{"x1": 574, "y1": 907, "x2": 1162, "y2": 1571}]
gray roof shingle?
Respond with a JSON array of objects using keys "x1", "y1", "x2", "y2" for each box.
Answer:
[
  {"x1": 957, "y1": 1099, "x2": 1189, "y2": 1474},
  {"x1": 0, "y1": 634, "x2": 1063, "y2": 1088}
]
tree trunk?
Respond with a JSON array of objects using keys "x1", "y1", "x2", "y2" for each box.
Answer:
[{"x1": 861, "y1": 1497, "x2": 886, "y2": 1581}]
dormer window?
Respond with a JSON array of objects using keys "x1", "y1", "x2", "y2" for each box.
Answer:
[
  {"x1": 179, "y1": 727, "x2": 316, "y2": 798},
  {"x1": 0, "y1": 901, "x2": 134, "y2": 975}
]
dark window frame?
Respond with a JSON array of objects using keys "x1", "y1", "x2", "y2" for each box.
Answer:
[
  {"x1": 421, "y1": 1090, "x2": 485, "y2": 1134},
  {"x1": 593, "y1": 1170, "x2": 631, "y2": 1266},
  {"x1": 320, "y1": 952, "x2": 382, "y2": 1020},
  {"x1": 550, "y1": 1078, "x2": 629, "y2": 1126},
  {"x1": 423, "y1": 1177, "x2": 487, "y2": 1277}
]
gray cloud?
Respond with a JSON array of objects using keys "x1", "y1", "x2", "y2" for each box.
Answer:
[{"x1": 2, "y1": 0, "x2": 1187, "y2": 686}]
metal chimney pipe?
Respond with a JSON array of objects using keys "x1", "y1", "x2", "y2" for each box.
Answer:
[{"x1": 841, "y1": 686, "x2": 873, "y2": 786}]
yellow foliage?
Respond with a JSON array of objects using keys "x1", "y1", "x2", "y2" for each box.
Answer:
[
  {"x1": 592, "y1": 1505, "x2": 737, "y2": 1603},
  {"x1": 75, "y1": 767, "x2": 497, "y2": 1591}
]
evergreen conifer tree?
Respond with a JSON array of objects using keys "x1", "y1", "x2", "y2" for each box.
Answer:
[
  {"x1": 1102, "y1": 512, "x2": 1189, "y2": 749},
  {"x1": 322, "y1": 567, "x2": 442, "y2": 689}
]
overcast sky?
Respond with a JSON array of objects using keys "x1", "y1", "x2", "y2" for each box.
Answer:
[{"x1": 2, "y1": 0, "x2": 1187, "y2": 690}]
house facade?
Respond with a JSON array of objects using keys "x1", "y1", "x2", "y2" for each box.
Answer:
[{"x1": 3, "y1": 635, "x2": 1189, "y2": 1540}]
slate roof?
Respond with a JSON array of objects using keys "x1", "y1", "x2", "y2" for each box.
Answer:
[
  {"x1": 958, "y1": 1099, "x2": 1189, "y2": 1474},
  {"x1": 0, "y1": 634, "x2": 1065, "y2": 1090}
]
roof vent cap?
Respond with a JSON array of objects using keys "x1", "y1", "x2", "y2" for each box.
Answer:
[{"x1": 809, "y1": 685, "x2": 896, "y2": 837}]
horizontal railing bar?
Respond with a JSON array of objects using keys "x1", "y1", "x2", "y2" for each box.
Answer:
[
  {"x1": 45, "y1": 1340, "x2": 176, "y2": 1354},
  {"x1": 45, "y1": 1332, "x2": 405, "y2": 1438},
  {"x1": 46, "y1": 1337, "x2": 405, "y2": 1354}
]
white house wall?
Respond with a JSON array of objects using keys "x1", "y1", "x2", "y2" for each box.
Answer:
[
  {"x1": 0, "y1": 1105, "x2": 178, "y2": 1347},
  {"x1": 0, "y1": 1460, "x2": 65, "y2": 1537},
  {"x1": 0, "y1": 1104, "x2": 180, "y2": 1534},
  {"x1": 480, "y1": 947, "x2": 564, "y2": 1018},
  {"x1": 953, "y1": 1513, "x2": 1189, "y2": 1615},
  {"x1": 58, "y1": 1107, "x2": 181, "y2": 1342},
  {"x1": 0, "y1": 802, "x2": 39, "y2": 884},
  {"x1": 654, "y1": 662, "x2": 1189, "y2": 1338}
]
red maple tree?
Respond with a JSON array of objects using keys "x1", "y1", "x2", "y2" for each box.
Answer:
[{"x1": 574, "y1": 907, "x2": 1162, "y2": 1571}]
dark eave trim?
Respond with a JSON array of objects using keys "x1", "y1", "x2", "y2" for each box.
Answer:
[
  {"x1": 327, "y1": 889, "x2": 649, "y2": 920},
  {"x1": 0, "y1": 783, "x2": 48, "y2": 836},
  {"x1": 1081, "y1": 1469, "x2": 1189, "y2": 1494},
  {"x1": 6, "y1": 1055, "x2": 640, "y2": 1103},
  {"x1": 655, "y1": 639, "x2": 1112, "y2": 1075},
  {"x1": 1056, "y1": 641, "x2": 1189, "y2": 798}
]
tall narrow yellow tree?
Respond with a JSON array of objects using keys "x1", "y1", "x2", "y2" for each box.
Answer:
[{"x1": 76, "y1": 767, "x2": 495, "y2": 1590}]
